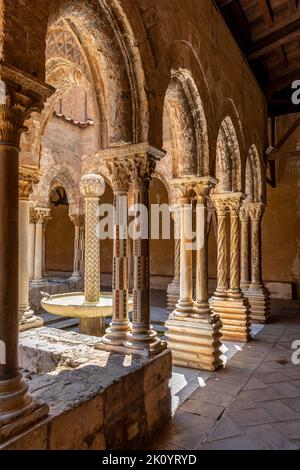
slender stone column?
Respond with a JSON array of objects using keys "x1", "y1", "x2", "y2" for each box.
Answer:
[
  {"x1": 210, "y1": 193, "x2": 251, "y2": 342},
  {"x1": 248, "y1": 202, "x2": 270, "y2": 323},
  {"x1": 228, "y1": 196, "x2": 244, "y2": 299},
  {"x1": 174, "y1": 194, "x2": 194, "y2": 316},
  {"x1": 193, "y1": 179, "x2": 217, "y2": 315},
  {"x1": 167, "y1": 205, "x2": 181, "y2": 315},
  {"x1": 79, "y1": 174, "x2": 105, "y2": 336},
  {"x1": 240, "y1": 203, "x2": 250, "y2": 291},
  {"x1": 30, "y1": 208, "x2": 50, "y2": 286},
  {"x1": 69, "y1": 214, "x2": 84, "y2": 282},
  {"x1": 18, "y1": 168, "x2": 43, "y2": 331},
  {"x1": 166, "y1": 177, "x2": 222, "y2": 370},
  {"x1": 125, "y1": 151, "x2": 165, "y2": 355},
  {"x1": 0, "y1": 72, "x2": 53, "y2": 444},
  {"x1": 28, "y1": 208, "x2": 36, "y2": 280},
  {"x1": 211, "y1": 196, "x2": 228, "y2": 299},
  {"x1": 102, "y1": 160, "x2": 131, "y2": 345}
]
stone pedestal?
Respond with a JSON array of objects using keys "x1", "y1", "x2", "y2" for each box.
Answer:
[
  {"x1": 210, "y1": 193, "x2": 251, "y2": 342},
  {"x1": 166, "y1": 177, "x2": 222, "y2": 371}
]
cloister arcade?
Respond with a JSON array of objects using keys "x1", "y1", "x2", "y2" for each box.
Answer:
[{"x1": 1, "y1": 0, "x2": 294, "y2": 452}]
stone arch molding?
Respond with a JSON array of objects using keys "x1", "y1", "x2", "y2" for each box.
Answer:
[
  {"x1": 31, "y1": 163, "x2": 81, "y2": 215},
  {"x1": 215, "y1": 115, "x2": 242, "y2": 194},
  {"x1": 245, "y1": 144, "x2": 263, "y2": 203},
  {"x1": 164, "y1": 68, "x2": 210, "y2": 178}
]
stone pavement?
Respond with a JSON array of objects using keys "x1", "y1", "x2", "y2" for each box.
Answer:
[{"x1": 145, "y1": 300, "x2": 300, "y2": 450}]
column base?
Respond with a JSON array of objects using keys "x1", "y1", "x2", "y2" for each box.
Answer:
[
  {"x1": 165, "y1": 312, "x2": 223, "y2": 371},
  {"x1": 69, "y1": 273, "x2": 83, "y2": 282},
  {"x1": 101, "y1": 320, "x2": 131, "y2": 346},
  {"x1": 124, "y1": 324, "x2": 167, "y2": 357},
  {"x1": 79, "y1": 317, "x2": 106, "y2": 337},
  {"x1": 210, "y1": 295, "x2": 251, "y2": 342},
  {"x1": 173, "y1": 299, "x2": 194, "y2": 317},
  {"x1": 167, "y1": 279, "x2": 180, "y2": 315},
  {"x1": 247, "y1": 285, "x2": 271, "y2": 324},
  {"x1": 19, "y1": 314, "x2": 44, "y2": 332},
  {"x1": 0, "y1": 373, "x2": 48, "y2": 444},
  {"x1": 30, "y1": 278, "x2": 48, "y2": 288}
]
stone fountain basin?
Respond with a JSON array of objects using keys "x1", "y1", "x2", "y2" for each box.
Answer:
[{"x1": 41, "y1": 292, "x2": 133, "y2": 318}]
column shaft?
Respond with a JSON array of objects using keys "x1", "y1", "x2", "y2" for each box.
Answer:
[
  {"x1": 229, "y1": 209, "x2": 241, "y2": 297},
  {"x1": 215, "y1": 208, "x2": 228, "y2": 297},
  {"x1": 103, "y1": 188, "x2": 130, "y2": 345},
  {"x1": 193, "y1": 202, "x2": 210, "y2": 315},
  {"x1": 240, "y1": 205, "x2": 250, "y2": 289}
]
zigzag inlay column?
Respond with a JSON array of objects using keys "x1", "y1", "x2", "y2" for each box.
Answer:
[
  {"x1": 124, "y1": 152, "x2": 166, "y2": 355},
  {"x1": 79, "y1": 174, "x2": 105, "y2": 335},
  {"x1": 240, "y1": 203, "x2": 250, "y2": 291},
  {"x1": 102, "y1": 159, "x2": 131, "y2": 345}
]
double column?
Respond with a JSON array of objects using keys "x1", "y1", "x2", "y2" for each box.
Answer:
[
  {"x1": 166, "y1": 177, "x2": 222, "y2": 371},
  {"x1": 210, "y1": 193, "x2": 251, "y2": 342},
  {"x1": 0, "y1": 71, "x2": 53, "y2": 444},
  {"x1": 69, "y1": 214, "x2": 85, "y2": 282},
  {"x1": 18, "y1": 168, "x2": 43, "y2": 331},
  {"x1": 102, "y1": 159, "x2": 131, "y2": 345},
  {"x1": 30, "y1": 207, "x2": 51, "y2": 286},
  {"x1": 125, "y1": 151, "x2": 165, "y2": 354}
]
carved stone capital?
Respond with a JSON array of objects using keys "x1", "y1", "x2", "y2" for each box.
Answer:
[
  {"x1": 69, "y1": 213, "x2": 85, "y2": 227},
  {"x1": 211, "y1": 192, "x2": 246, "y2": 215},
  {"x1": 34, "y1": 207, "x2": 51, "y2": 224},
  {"x1": 248, "y1": 202, "x2": 265, "y2": 222},
  {"x1": 19, "y1": 167, "x2": 39, "y2": 200},
  {"x1": 171, "y1": 176, "x2": 217, "y2": 205},
  {"x1": 80, "y1": 174, "x2": 105, "y2": 199},
  {"x1": 0, "y1": 63, "x2": 54, "y2": 146},
  {"x1": 127, "y1": 154, "x2": 157, "y2": 190},
  {"x1": 240, "y1": 203, "x2": 250, "y2": 223},
  {"x1": 105, "y1": 159, "x2": 131, "y2": 192}
]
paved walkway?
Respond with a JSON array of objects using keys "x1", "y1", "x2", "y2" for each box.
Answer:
[{"x1": 145, "y1": 300, "x2": 300, "y2": 450}]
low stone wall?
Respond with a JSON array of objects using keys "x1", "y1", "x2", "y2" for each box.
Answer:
[
  {"x1": 29, "y1": 279, "x2": 84, "y2": 312},
  {"x1": 1, "y1": 328, "x2": 172, "y2": 450}
]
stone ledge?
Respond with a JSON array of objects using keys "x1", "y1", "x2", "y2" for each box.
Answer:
[{"x1": 1, "y1": 328, "x2": 172, "y2": 450}]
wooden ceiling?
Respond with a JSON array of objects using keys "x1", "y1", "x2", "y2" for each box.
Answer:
[{"x1": 215, "y1": 0, "x2": 300, "y2": 116}]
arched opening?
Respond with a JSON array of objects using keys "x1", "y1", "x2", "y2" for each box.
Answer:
[
  {"x1": 245, "y1": 145, "x2": 263, "y2": 203},
  {"x1": 45, "y1": 186, "x2": 74, "y2": 275}
]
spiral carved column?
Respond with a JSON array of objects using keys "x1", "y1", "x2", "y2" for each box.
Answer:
[
  {"x1": 79, "y1": 174, "x2": 105, "y2": 336},
  {"x1": 248, "y1": 202, "x2": 270, "y2": 323},
  {"x1": 210, "y1": 193, "x2": 251, "y2": 342}
]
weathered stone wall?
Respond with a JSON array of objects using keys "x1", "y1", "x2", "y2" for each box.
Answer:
[
  {"x1": 1, "y1": 328, "x2": 172, "y2": 450},
  {"x1": 263, "y1": 114, "x2": 300, "y2": 298}
]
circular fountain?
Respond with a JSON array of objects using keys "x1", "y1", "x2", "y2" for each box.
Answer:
[{"x1": 41, "y1": 174, "x2": 132, "y2": 336}]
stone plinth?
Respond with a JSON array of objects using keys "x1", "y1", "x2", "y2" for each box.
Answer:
[
  {"x1": 165, "y1": 314, "x2": 223, "y2": 371},
  {"x1": 0, "y1": 328, "x2": 172, "y2": 450},
  {"x1": 209, "y1": 297, "x2": 251, "y2": 342},
  {"x1": 247, "y1": 286, "x2": 271, "y2": 324}
]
